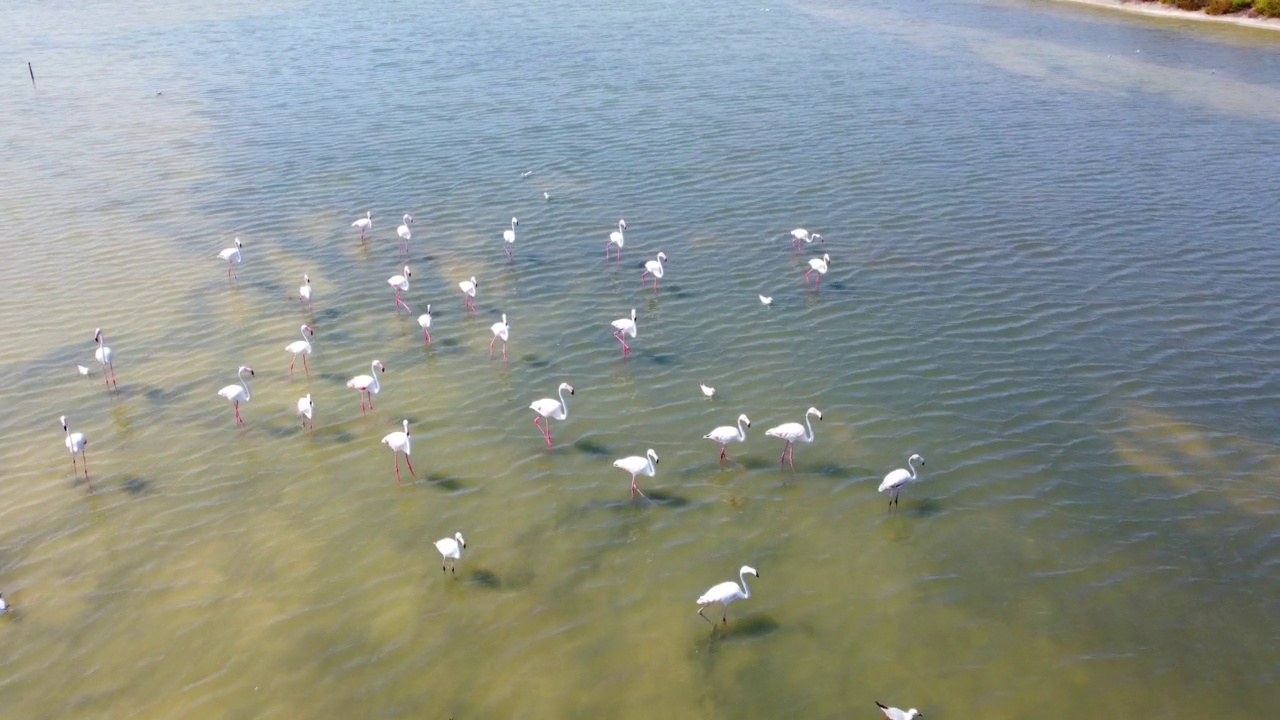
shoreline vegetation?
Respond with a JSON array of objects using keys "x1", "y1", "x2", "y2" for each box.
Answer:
[{"x1": 1053, "y1": 0, "x2": 1280, "y2": 31}]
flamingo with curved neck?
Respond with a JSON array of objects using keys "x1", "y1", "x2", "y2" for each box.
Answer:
[
  {"x1": 764, "y1": 407, "x2": 822, "y2": 470},
  {"x1": 704, "y1": 414, "x2": 751, "y2": 462},
  {"x1": 346, "y1": 360, "x2": 385, "y2": 416},
  {"x1": 696, "y1": 565, "x2": 759, "y2": 624},
  {"x1": 529, "y1": 382, "x2": 574, "y2": 447},
  {"x1": 217, "y1": 366, "x2": 255, "y2": 425}
]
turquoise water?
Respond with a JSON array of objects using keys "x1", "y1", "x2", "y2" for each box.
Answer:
[{"x1": 2, "y1": 1, "x2": 1279, "y2": 717}]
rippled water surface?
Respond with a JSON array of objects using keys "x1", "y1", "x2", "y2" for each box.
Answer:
[{"x1": 3, "y1": 0, "x2": 1279, "y2": 717}]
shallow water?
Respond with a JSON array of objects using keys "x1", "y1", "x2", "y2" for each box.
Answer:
[{"x1": 2, "y1": 0, "x2": 1279, "y2": 717}]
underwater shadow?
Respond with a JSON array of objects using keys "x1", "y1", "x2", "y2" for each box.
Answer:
[
  {"x1": 573, "y1": 438, "x2": 611, "y2": 457},
  {"x1": 468, "y1": 568, "x2": 502, "y2": 589},
  {"x1": 712, "y1": 614, "x2": 780, "y2": 641},
  {"x1": 120, "y1": 476, "x2": 152, "y2": 495}
]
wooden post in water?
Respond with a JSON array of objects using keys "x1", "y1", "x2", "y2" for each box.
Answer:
[{"x1": 28, "y1": 62, "x2": 35, "y2": 88}]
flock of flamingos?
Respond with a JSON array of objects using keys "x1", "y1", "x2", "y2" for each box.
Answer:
[{"x1": 48, "y1": 199, "x2": 926, "y2": 719}]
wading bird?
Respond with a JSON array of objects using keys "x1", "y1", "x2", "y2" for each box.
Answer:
[
  {"x1": 352, "y1": 211, "x2": 372, "y2": 241},
  {"x1": 696, "y1": 565, "x2": 758, "y2": 624},
  {"x1": 641, "y1": 251, "x2": 667, "y2": 292},
  {"x1": 606, "y1": 219, "x2": 627, "y2": 260},
  {"x1": 285, "y1": 324, "x2": 314, "y2": 377},
  {"x1": 346, "y1": 360, "x2": 385, "y2": 416},
  {"x1": 296, "y1": 393, "x2": 314, "y2": 431},
  {"x1": 879, "y1": 454, "x2": 925, "y2": 509},
  {"x1": 217, "y1": 366, "x2": 255, "y2": 426},
  {"x1": 459, "y1": 276, "x2": 478, "y2": 312},
  {"x1": 93, "y1": 328, "x2": 118, "y2": 389},
  {"x1": 434, "y1": 532, "x2": 466, "y2": 573},
  {"x1": 388, "y1": 265, "x2": 412, "y2": 313},
  {"x1": 611, "y1": 308, "x2": 637, "y2": 356},
  {"x1": 60, "y1": 415, "x2": 89, "y2": 487},
  {"x1": 381, "y1": 419, "x2": 414, "y2": 487},
  {"x1": 217, "y1": 238, "x2": 243, "y2": 280},
  {"x1": 613, "y1": 448, "x2": 658, "y2": 500},
  {"x1": 704, "y1": 414, "x2": 750, "y2": 462},
  {"x1": 396, "y1": 214, "x2": 412, "y2": 255},
  {"x1": 764, "y1": 407, "x2": 822, "y2": 470},
  {"x1": 529, "y1": 382, "x2": 574, "y2": 447},
  {"x1": 489, "y1": 313, "x2": 509, "y2": 360},
  {"x1": 502, "y1": 217, "x2": 518, "y2": 259},
  {"x1": 790, "y1": 228, "x2": 822, "y2": 251},
  {"x1": 417, "y1": 305, "x2": 433, "y2": 345},
  {"x1": 804, "y1": 253, "x2": 830, "y2": 288},
  {"x1": 298, "y1": 274, "x2": 312, "y2": 310}
]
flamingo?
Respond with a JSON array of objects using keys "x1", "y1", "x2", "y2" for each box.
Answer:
[
  {"x1": 60, "y1": 415, "x2": 89, "y2": 487},
  {"x1": 876, "y1": 702, "x2": 923, "y2": 720},
  {"x1": 434, "y1": 532, "x2": 466, "y2": 573},
  {"x1": 641, "y1": 251, "x2": 667, "y2": 292},
  {"x1": 502, "y1": 217, "x2": 518, "y2": 259},
  {"x1": 529, "y1": 382, "x2": 574, "y2": 447},
  {"x1": 285, "y1": 324, "x2": 314, "y2": 377},
  {"x1": 613, "y1": 448, "x2": 658, "y2": 500},
  {"x1": 790, "y1": 228, "x2": 822, "y2": 251},
  {"x1": 296, "y1": 393, "x2": 314, "y2": 431},
  {"x1": 352, "y1": 211, "x2": 372, "y2": 241},
  {"x1": 397, "y1": 214, "x2": 412, "y2": 255},
  {"x1": 764, "y1": 407, "x2": 823, "y2": 470},
  {"x1": 489, "y1": 313, "x2": 510, "y2": 360},
  {"x1": 696, "y1": 565, "x2": 759, "y2": 624},
  {"x1": 217, "y1": 238, "x2": 243, "y2": 280},
  {"x1": 417, "y1": 305, "x2": 433, "y2": 344},
  {"x1": 611, "y1": 308, "x2": 637, "y2": 356},
  {"x1": 346, "y1": 360, "x2": 385, "y2": 416},
  {"x1": 879, "y1": 454, "x2": 925, "y2": 509},
  {"x1": 804, "y1": 253, "x2": 830, "y2": 288},
  {"x1": 459, "y1": 276, "x2": 478, "y2": 312},
  {"x1": 93, "y1": 328, "x2": 118, "y2": 389},
  {"x1": 606, "y1": 219, "x2": 627, "y2": 260},
  {"x1": 704, "y1": 414, "x2": 750, "y2": 461},
  {"x1": 298, "y1": 274, "x2": 312, "y2": 310},
  {"x1": 217, "y1": 366, "x2": 255, "y2": 426},
  {"x1": 381, "y1": 419, "x2": 415, "y2": 487},
  {"x1": 388, "y1": 265, "x2": 412, "y2": 313}
]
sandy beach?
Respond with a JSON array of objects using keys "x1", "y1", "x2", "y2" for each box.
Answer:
[{"x1": 1052, "y1": 0, "x2": 1280, "y2": 31}]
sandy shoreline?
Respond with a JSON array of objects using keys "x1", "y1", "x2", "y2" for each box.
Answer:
[{"x1": 1050, "y1": 0, "x2": 1280, "y2": 32}]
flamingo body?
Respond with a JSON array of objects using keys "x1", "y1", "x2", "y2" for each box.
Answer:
[
  {"x1": 284, "y1": 324, "x2": 314, "y2": 377},
  {"x1": 217, "y1": 238, "x2": 244, "y2": 279},
  {"x1": 381, "y1": 419, "x2": 414, "y2": 486},
  {"x1": 696, "y1": 565, "x2": 759, "y2": 624},
  {"x1": 489, "y1": 313, "x2": 510, "y2": 360},
  {"x1": 611, "y1": 308, "x2": 637, "y2": 356},
  {"x1": 346, "y1": 360, "x2": 385, "y2": 416},
  {"x1": 529, "y1": 382, "x2": 574, "y2": 447},
  {"x1": 352, "y1": 211, "x2": 372, "y2": 240},
  {"x1": 217, "y1": 366, "x2": 255, "y2": 425},
  {"x1": 459, "y1": 276, "x2": 478, "y2": 312},
  {"x1": 296, "y1": 393, "x2": 314, "y2": 430},
  {"x1": 606, "y1": 219, "x2": 626, "y2": 260},
  {"x1": 60, "y1": 415, "x2": 90, "y2": 486},
  {"x1": 417, "y1": 305, "x2": 433, "y2": 344},
  {"x1": 641, "y1": 251, "x2": 667, "y2": 292},
  {"x1": 388, "y1": 265, "x2": 412, "y2": 313},
  {"x1": 93, "y1": 328, "x2": 118, "y2": 389},
  {"x1": 704, "y1": 414, "x2": 750, "y2": 461},
  {"x1": 804, "y1": 253, "x2": 831, "y2": 288},
  {"x1": 764, "y1": 407, "x2": 822, "y2": 470},
  {"x1": 502, "y1": 217, "x2": 518, "y2": 258},
  {"x1": 434, "y1": 532, "x2": 466, "y2": 573},
  {"x1": 613, "y1": 448, "x2": 658, "y2": 499},
  {"x1": 298, "y1": 274, "x2": 312, "y2": 310},
  {"x1": 879, "y1": 454, "x2": 926, "y2": 508}
]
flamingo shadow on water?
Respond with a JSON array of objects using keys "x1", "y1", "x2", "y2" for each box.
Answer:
[{"x1": 703, "y1": 615, "x2": 780, "y2": 642}]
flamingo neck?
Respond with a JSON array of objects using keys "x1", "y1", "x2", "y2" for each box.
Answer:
[
  {"x1": 739, "y1": 571, "x2": 752, "y2": 599},
  {"x1": 908, "y1": 457, "x2": 919, "y2": 479},
  {"x1": 239, "y1": 370, "x2": 252, "y2": 400},
  {"x1": 369, "y1": 363, "x2": 381, "y2": 392},
  {"x1": 558, "y1": 386, "x2": 570, "y2": 416},
  {"x1": 803, "y1": 414, "x2": 815, "y2": 443},
  {"x1": 737, "y1": 417, "x2": 748, "y2": 441}
]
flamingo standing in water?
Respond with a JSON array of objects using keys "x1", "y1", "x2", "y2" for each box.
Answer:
[
  {"x1": 285, "y1": 324, "x2": 314, "y2": 377},
  {"x1": 641, "y1": 252, "x2": 667, "y2": 292},
  {"x1": 502, "y1": 217, "x2": 519, "y2": 259},
  {"x1": 93, "y1": 328, "x2": 118, "y2": 389},
  {"x1": 217, "y1": 366, "x2": 255, "y2": 426},
  {"x1": 381, "y1": 419, "x2": 415, "y2": 487},
  {"x1": 529, "y1": 382, "x2": 574, "y2": 447},
  {"x1": 417, "y1": 305, "x2": 433, "y2": 344},
  {"x1": 296, "y1": 393, "x2": 315, "y2": 431},
  {"x1": 606, "y1": 219, "x2": 627, "y2": 260},
  {"x1": 396, "y1": 214, "x2": 412, "y2": 255},
  {"x1": 696, "y1": 565, "x2": 759, "y2": 624},
  {"x1": 790, "y1": 228, "x2": 822, "y2": 251},
  {"x1": 60, "y1": 415, "x2": 89, "y2": 488},
  {"x1": 704, "y1": 414, "x2": 751, "y2": 462},
  {"x1": 346, "y1": 360, "x2": 385, "y2": 416},
  {"x1": 879, "y1": 454, "x2": 926, "y2": 509},
  {"x1": 489, "y1": 313, "x2": 510, "y2": 360},
  {"x1": 804, "y1": 254, "x2": 830, "y2": 288},
  {"x1": 298, "y1": 274, "x2": 312, "y2": 310},
  {"x1": 434, "y1": 532, "x2": 466, "y2": 573},
  {"x1": 764, "y1": 407, "x2": 823, "y2": 470},
  {"x1": 613, "y1": 449, "x2": 658, "y2": 499},
  {"x1": 459, "y1": 276, "x2": 478, "y2": 312},
  {"x1": 352, "y1": 211, "x2": 372, "y2": 241},
  {"x1": 217, "y1": 238, "x2": 243, "y2": 280},
  {"x1": 611, "y1": 308, "x2": 637, "y2": 356},
  {"x1": 388, "y1": 265, "x2": 412, "y2": 313}
]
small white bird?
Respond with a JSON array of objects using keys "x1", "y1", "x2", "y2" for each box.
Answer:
[
  {"x1": 804, "y1": 253, "x2": 831, "y2": 288},
  {"x1": 764, "y1": 407, "x2": 822, "y2": 470},
  {"x1": 879, "y1": 454, "x2": 925, "y2": 509},
  {"x1": 217, "y1": 366, "x2": 255, "y2": 426},
  {"x1": 489, "y1": 313, "x2": 510, "y2": 361},
  {"x1": 284, "y1": 324, "x2": 314, "y2": 377},
  {"x1": 876, "y1": 701, "x2": 923, "y2": 720},
  {"x1": 434, "y1": 532, "x2": 466, "y2": 573},
  {"x1": 520, "y1": 170, "x2": 533, "y2": 178},
  {"x1": 529, "y1": 382, "x2": 574, "y2": 447},
  {"x1": 296, "y1": 393, "x2": 314, "y2": 431},
  {"x1": 606, "y1": 219, "x2": 627, "y2": 261},
  {"x1": 543, "y1": 191, "x2": 550, "y2": 202},
  {"x1": 61, "y1": 415, "x2": 90, "y2": 487},
  {"x1": 388, "y1": 265, "x2": 412, "y2": 313},
  {"x1": 699, "y1": 383, "x2": 716, "y2": 398},
  {"x1": 93, "y1": 328, "x2": 118, "y2": 389},
  {"x1": 217, "y1": 238, "x2": 244, "y2": 280},
  {"x1": 696, "y1": 565, "x2": 759, "y2": 624},
  {"x1": 759, "y1": 294, "x2": 773, "y2": 307},
  {"x1": 704, "y1": 414, "x2": 750, "y2": 462},
  {"x1": 417, "y1": 305, "x2": 433, "y2": 345},
  {"x1": 346, "y1": 359, "x2": 385, "y2": 416},
  {"x1": 502, "y1": 217, "x2": 519, "y2": 259},
  {"x1": 613, "y1": 448, "x2": 658, "y2": 500},
  {"x1": 790, "y1": 228, "x2": 822, "y2": 250},
  {"x1": 298, "y1": 273, "x2": 312, "y2": 310},
  {"x1": 381, "y1": 419, "x2": 414, "y2": 487},
  {"x1": 397, "y1": 214, "x2": 413, "y2": 255},
  {"x1": 0, "y1": 593, "x2": 8, "y2": 615},
  {"x1": 352, "y1": 211, "x2": 372, "y2": 241},
  {"x1": 459, "y1": 276, "x2": 478, "y2": 312},
  {"x1": 641, "y1": 251, "x2": 668, "y2": 292},
  {"x1": 76, "y1": 364, "x2": 90, "y2": 376},
  {"x1": 611, "y1": 308, "x2": 638, "y2": 356}
]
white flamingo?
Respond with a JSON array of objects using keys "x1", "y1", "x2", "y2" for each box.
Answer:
[
  {"x1": 459, "y1": 276, "x2": 478, "y2": 312},
  {"x1": 60, "y1": 415, "x2": 89, "y2": 487},
  {"x1": 502, "y1": 217, "x2": 518, "y2": 259},
  {"x1": 388, "y1": 265, "x2": 412, "y2": 313},
  {"x1": 397, "y1": 213, "x2": 412, "y2": 255},
  {"x1": 381, "y1": 419, "x2": 414, "y2": 487},
  {"x1": 764, "y1": 407, "x2": 822, "y2": 470},
  {"x1": 641, "y1": 251, "x2": 667, "y2": 292},
  {"x1": 417, "y1": 305, "x2": 433, "y2": 345},
  {"x1": 217, "y1": 366, "x2": 255, "y2": 426},
  {"x1": 93, "y1": 328, "x2": 118, "y2": 389},
  {"x1": 352, "y1": 210, "x2": 372, "y2": 241},
  {"x1": 613, "y1": 448, "x2": 658, "y2": 500},
  {"x1": 434, "y1": 532, "x2": 466, "y2": 573},
  {"x1": 790, "y1": 228, "x2": 822, "y2": 251},
  {"x1": 704, "y1": 414, "x2": 751, "y2": 462},
  {"x1": 876, "y1": 701, "x2": 923, "y2": 720},
  {"x1": 529, "y1": 382, "x2": 574, "y2": 447},
  {"x1": 489, "y1": 313, "x2": 510, "y2": 360},
  {"x1": 296, "y1": 393, "x2": 314, "y2": 431},
  {"x1": 285, "y1": 324, "x2": 314, "y2": 377},
  {"x1": 696, "y1": 565, "x2": 759, "y2": 624},
  {"x1": 611, "y1": 308, "x2": 637, "y2": 356},
  {"x1": 879, "y1": 454, "x2": 925, "y2": 509},
  {"x1": 804, "y1": 253, "x2": 830, "y2": 288},
  {"x1": 606, "y1": 219, "x2": 627, "y2": 260},
  {"x1": 217, "y1": 238, "x2": 243, "y2": 280},
  {"x1": 346, "y1": 360, "x2": 385, "y2": 416},
  {"x1": 298, "y1": 273, "x2": 312, "y2": 310}
]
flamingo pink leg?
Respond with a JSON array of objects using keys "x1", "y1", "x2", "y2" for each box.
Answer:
[
  {"x1": 630, "y1": 476, "x2": 648, "y2": 500},
  {"x1": 640, "y1": 270, "x2": 648, "y2": 287},
  {"x1": 534, "y1": 416, "x2": 553, "y2": 447},
  {"x1": 614, "y1": 331, "x2": 630, "y2": 356},
  {"x1": 815, "y1": 273, "x2": 821, "y2": 289},
  {"x1": 393, "y1": 453, "x2": 401, "y2": 487},
  {"x1": 233, "y1": 401, "x2": 243, "y2": 426},
  {"x1": 653, "y1": 276, "x2": 659, "y2": 292},
  {"x1": 719, "y1": 445, "x2": 730, "y2": 462},
  {"x1": 302, "y1": 355, "x2": 309, "y2": 377},
  {"x1": 423, "y1": 328, "x2": 432, "y2": 344},
  {"x1": 108, "y1": 363, "x2": 117, "y2": 389},
  {"x1": 505, "y1": 244, "x2": 513, "y2": 260},
  {"x1": 804, "y1": 269, "x2": 813, "y2": 285},
  {"x1": 489, "y1": 336, "x2": 498, "y2": 359},
  {"x1": 394, "y1": 291, "x2": 411, "y2": 313},
  {"x1": 404, "y1": 454, "x2": 415, "y2": 478}
]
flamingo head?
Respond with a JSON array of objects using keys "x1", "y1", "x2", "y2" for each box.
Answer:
[
  {"x1": 740, "y1": 414, "x2": 751, "y2": 427},
  {"x1": 512, "y1": 217, "x2": 519, "y2": 227},
  {"x1": 304, "y1": 273, "x2": 310, "y2": 284},
  {"x1": 910, "y1": 454, "x2": 925, "y2": 467},
  {"x1": 235, "y1": 238, "x2": 243, "y2": 248},
  {"x1": 648, "y1": 449, "x2": 659, "y2": 465},
  {"x1": 563, "y1": 383, "x2": 575, "y2": 395},
  {"x1": 740, "y1": 565, "x2": 759, "y2": 578},
  {"x1": 470, "y1": 276, "x2": 478, "y2": 286},
  {"x1": 425, "y1": 304, "x2": 431, "y2": 315},
  {"x1": 403, "y1": 265, "x2": 411, "y2": 278},
  {"x1": 456, "y1": 532, "x2": 466, "y2": 549},
  {"x1": 822, "y1": 253, "x2": 831, "y2": 264},
  {"x1": 403, "y1": 419, "x2": 410, "y2": 435},
  {"x1": 375, "y1": 361, "x2": 386, "y2": 373},
  {"x1": 403, "y1": 214, "x2": 412, "y2": 224},
  {"x1": 241, "y1": 366, "x2": 255, "y2": 376},
  {"x1": 60, "y1": 415, "x2": 67, "y2": 431},
  {"x1": 366, "y1": 211, "x2": 372, "y2": 219},
  {"x1": 303, "y1": 325, "x2": 314, "y2": 336},
  {"x1": 619, "y1": 219, "x2": 627, "y2": 230},
  {"x1": 808, "y1": 407, "x2": 823, "y2": 421},
  {"x1": 630, "y1": 308, "x2": 637, "y2": 321},
  {"x1": 657, "y1": 251, "x2": 668, "y2": 262},
  {"x1": 94, "y1": 328, "x2": 103, "y2": 342}
]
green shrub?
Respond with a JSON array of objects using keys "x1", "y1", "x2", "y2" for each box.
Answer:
[
  {"x1": 1175, "y1": 0, "x2": 1208, "y2": 9},
  {"x1": 1256, "y1": 0, "x2": 1280, "y2": 15},
  {"x1": 1230, "y1": 0, "x2": 1252, "y2": 9},
  {"x1": 1206, "y1": 0, "x2": 1231, "y2": 13}
]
